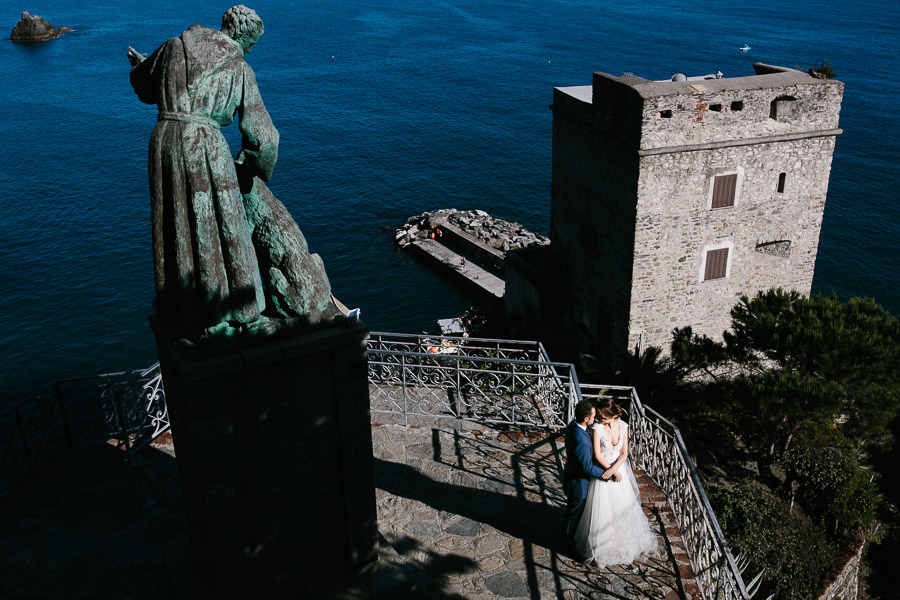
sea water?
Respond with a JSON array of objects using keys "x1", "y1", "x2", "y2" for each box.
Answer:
[{"x1": 1, "y1": 0, "x2": 898, "y2": 402}]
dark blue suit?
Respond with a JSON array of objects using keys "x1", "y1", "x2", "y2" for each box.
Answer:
[{"x1": 563, "y1": 419, "x2": 607, "y2": 545}]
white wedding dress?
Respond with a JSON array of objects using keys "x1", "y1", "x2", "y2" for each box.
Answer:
[{"x1": 574, "y1": 420, "x2": 657, "y2": 567}]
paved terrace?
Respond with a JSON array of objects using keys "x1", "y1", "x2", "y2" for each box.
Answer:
[{"x1": 0, "y1": 417, "x2": 699, "y2": 599}]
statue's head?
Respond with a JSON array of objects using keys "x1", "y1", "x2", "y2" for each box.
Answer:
[{"x1": 221, "y1": 5, "x2": 263, "y2": 53}]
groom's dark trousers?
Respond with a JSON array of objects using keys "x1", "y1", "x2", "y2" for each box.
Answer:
[{"x1": 562, "y1": 419, "x2": 607, "y2": 546}]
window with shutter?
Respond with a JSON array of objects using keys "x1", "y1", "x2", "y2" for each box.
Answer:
[
  {"x1": 711, "y1": 174, "x2": 737, "y2": 208},
  {"x1": 704, "y1": 248, "x2": 729, "y2": 280}
]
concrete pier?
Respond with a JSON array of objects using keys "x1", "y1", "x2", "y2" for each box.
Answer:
[{"x1": 407, "y1": 238, "x2": 505, "y2": 300}]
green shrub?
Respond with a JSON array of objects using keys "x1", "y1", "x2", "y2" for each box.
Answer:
[
  {"x1": 710, "y1": 482, "x2": 838, "y2": 600},
  {"x1": 779, "y1": 444, "x2": 881, "y2": 539}
]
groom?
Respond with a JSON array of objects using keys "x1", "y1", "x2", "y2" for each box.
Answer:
[{"x1": 562, "y1": 399, "x2": 607, "y2": 555}]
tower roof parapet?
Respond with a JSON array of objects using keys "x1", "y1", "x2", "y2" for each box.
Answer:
[{"x1": 553, "y1": 63, "x2": 843, "y2": 153}]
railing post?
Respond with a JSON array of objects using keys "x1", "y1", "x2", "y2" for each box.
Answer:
[
  {"x1": 15, "y1": 406, "x2": 33, "y2": 470},
  {"x1": 55, "y1": 381, "x2": 75, "y2": 454},
  {"x1": 451, "y1": 355, "x2": 460, "y2": 419},
  {"x1": 110, "y1": 376, "x2": 132, "y2": 460},
  {"x1": 402, "y1": 352, "x2": 409, "y2": 427},
  {"x1": 629, "y1": 389, "x2": 642, "y2": 465},
  {"x1": 510, "y1": 361, "x2": 516, "y2": 425},
  {"x1": 456, "y1": 353, "x2": 462, "y2": 417}
]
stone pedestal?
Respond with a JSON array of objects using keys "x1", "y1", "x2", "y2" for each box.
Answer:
[{"x1": 151, "y1": 317, "x2": 377, "y2": 596}]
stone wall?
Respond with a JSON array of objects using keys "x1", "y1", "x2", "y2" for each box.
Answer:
[
  {"x1": 818, "y1": 538, "x2": 864, "y2": 600},
  {"x1": 545, "y1": 63, "x2": 843, "y2": 357},
  {"x1": 628, "y1": 133, "x2": 836, "y2": 349},
  {"x1": 593, "y1": 64, "x2": 844, "y2": 151},
  {"x1": 550, "y1": 88, "x2": 640, "y2": 357}
]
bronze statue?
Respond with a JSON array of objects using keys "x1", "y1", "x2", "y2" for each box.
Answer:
[{"x1": 130, "y1": 6, "x2": 334, "y2": 339}]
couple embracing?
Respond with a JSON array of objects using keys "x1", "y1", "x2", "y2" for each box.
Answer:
[{"x1": 562, "y1": 397, "x2": 657, "y2": 566}]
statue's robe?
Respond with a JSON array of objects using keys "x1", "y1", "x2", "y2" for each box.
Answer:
[{"x1": 131, "y1": 25, "x2": 279, "y2": 334}]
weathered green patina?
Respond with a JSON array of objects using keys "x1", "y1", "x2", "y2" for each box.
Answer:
[
  {"x1": 238, "y1": 165, "x2": 334, "y2": 324},
  {"x1": 129, "y1": 6, "x2": 333, "y2": 340}
]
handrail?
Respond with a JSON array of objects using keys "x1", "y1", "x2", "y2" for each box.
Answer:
[
  {"x1": 581, "y1": 383, "x2": 749, "y2": 600},
  {"x1": 1, "y1": 363, "x2": 169, "y2": 493},
  {"x1": 368, "y1": 334, "x2": 576, "y2": 430},
  {"x1": 370, "y1": 347, "x2": 573, "y2": 369},
  {"x1": 0, "y1": 371, "x2": 131, "y2": 421},
  {"x1": 370, "y1": 331, "x2": 544, "y2": 346}
]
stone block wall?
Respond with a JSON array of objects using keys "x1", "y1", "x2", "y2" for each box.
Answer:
[
  {"x1": 550, "y1": 85, "x2": 640, "y2": 357},
  {"x1": 545, "y1": 63, "x2": 843, "y2": 358},
  {"x1": 629, "y1": 133, "x2": 837, "y2": 348},
  {"x1": 594, "y1": 64, "x2": 844, "y2": 151},
  {"x1": 818, "y1": 538, "x2": 864, "y2": 600},
  {"x1": 152, "y1": 319, "x2": 377, "y2": 596}
]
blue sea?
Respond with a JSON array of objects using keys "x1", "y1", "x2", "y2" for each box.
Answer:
[{"x1": 2, "y1": 0, "x2": 898, "y2": 403}]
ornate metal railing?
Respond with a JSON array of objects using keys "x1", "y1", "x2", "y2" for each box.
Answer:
[
  {"x1": 1, "y1": 333, "x2": 746, "y2": 599},
  {"x1": 367, "y1": 332, "x2": 578, "y2": 429},
  {"x1": 0, "y1": 363, "x2": 169, "y2": 492},
  {"x1": 581, "y1": 383, "x2": 750, "y2": 600}
]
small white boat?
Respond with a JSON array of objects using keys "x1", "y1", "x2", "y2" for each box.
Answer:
[
  {"x1": 739, "y1": 44, "x2": 751, "y2": 52},
  {"x1": 437, "y1": 317, "x2": 465, "y2": 335}
]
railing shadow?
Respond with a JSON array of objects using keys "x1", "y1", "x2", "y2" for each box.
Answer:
[
  {"x1": 374, "y1": 421, "x2": 695, "y2": 599},
  {"x1": 374, "y1": 453, "x2": 562, "y2": 551}
]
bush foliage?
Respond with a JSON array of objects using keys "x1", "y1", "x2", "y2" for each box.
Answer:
[
  {"x1": 710, "y1": 482, "x2": 837, "y2": 600},
  {"x1": 615, "y1": 290, "x2": 900, "y2": 595},
  {"x1": 780, "y1": 443, "x2": 880, "y2": 537}
]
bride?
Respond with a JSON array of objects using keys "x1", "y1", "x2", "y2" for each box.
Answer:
[{"x1": 574, "y1": 397, "x2": 657, "y2": 567}]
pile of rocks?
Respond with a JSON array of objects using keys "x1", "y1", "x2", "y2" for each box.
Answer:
[
  {"x1": 10, "y1": 11, "x2": 71, "y2": 42},
  {"x1": 394, "y1": 208, "x2": 549, "y2": 253}
]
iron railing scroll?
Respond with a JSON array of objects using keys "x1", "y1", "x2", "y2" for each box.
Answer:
[
  {"x1": 367, "y1": 332, "x2": 578, "y2": 430},
  {"x1": 0, "y1": 363, "x2": 169, "y2": 493},
  {"x1": 581, "y1": 384, "x2": 750, "y2": 600}
]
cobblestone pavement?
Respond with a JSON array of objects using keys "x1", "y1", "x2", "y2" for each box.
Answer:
[
  {"x1": 0, "y1": 421, "x2": 699, "y2": 599},
  {"x1": 368, "y1": 419, "x2": 700, "y2": 599}
]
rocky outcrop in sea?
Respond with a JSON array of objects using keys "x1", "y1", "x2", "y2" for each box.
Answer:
[
  {"x1": 395, "y1": 209, "x2": 549, "y2": 253},
  {"x1": 10, "y1": 11, "x2": 71, "y2": 42}
]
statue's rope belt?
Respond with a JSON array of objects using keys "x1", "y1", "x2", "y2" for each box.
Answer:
[{"x1": 158, "y1": 111, "x2": 221, "y2": 129}]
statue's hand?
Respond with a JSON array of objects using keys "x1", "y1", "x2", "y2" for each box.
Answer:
[{"x1": 127, "y1": 46, "x2": 146, "y2": 68}]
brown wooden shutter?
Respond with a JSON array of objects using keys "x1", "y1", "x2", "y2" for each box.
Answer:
[
  {"x1": 711, "y1": 174, "x2": 737, "y2": 208},
  {"x1": 704, "y1": 248, "x2": 729, "y2": 280}
]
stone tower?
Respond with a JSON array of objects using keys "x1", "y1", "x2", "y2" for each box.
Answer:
[{"x1": 509, "y1": 63, "x2": 844, "y2": 361}]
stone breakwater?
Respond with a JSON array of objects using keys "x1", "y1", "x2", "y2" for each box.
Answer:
[{"x1": 395, "y1": 209, "x2": 549, "y2": 253}]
